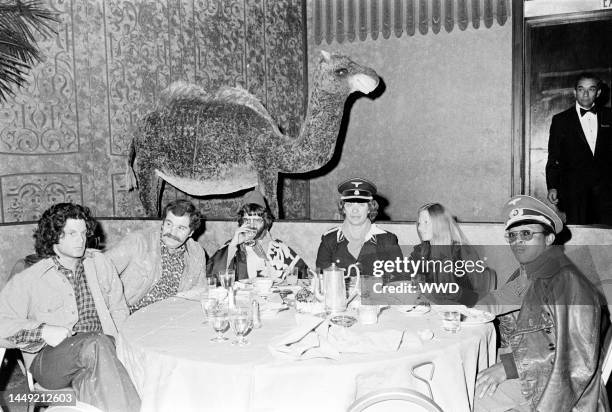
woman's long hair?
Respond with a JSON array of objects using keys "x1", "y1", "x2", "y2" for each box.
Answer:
[{"x1": 418, "y1": 202, "x2": 469, "y2": 246}]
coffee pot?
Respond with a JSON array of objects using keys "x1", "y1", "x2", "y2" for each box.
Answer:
[{"x1": 313, "y1": 263, "x2": 360, "y2": 313}]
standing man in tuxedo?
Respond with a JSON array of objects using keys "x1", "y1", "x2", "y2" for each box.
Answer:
[{"x1": 546, "y1": 73, "x2": 612, "y2": 225}]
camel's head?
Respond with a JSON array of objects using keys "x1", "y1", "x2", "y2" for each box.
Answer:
[{"x1": 315, "y1": 51, "x2": 380, "y2": 96}]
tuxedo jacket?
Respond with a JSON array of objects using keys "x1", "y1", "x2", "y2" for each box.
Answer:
[{"x1": 546, "y1": 106, "x2": 612, "y2": 217}]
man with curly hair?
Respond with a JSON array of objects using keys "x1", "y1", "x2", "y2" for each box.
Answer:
[
  {"x1": 105, "y1": 199, "x2": 207, "y2": 312},
  {"x1": 0, "y1": 202, "x2": 140, "y2": 411},
  {"x1": 207, "y1": 190, "x2": 308, "y2": 280}
]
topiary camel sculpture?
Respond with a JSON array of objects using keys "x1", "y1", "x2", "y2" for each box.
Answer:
[{"x1": 126, "y1": 51, "x2": 380, "y2": 217}]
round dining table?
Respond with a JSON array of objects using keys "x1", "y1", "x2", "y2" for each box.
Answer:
[{"x1": 117, "y1": 297, "x2": 496, "y2": 412}]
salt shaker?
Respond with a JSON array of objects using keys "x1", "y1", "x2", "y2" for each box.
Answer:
[{"x1": 252, "y1": 300, "x2": 262, "y2": 328}]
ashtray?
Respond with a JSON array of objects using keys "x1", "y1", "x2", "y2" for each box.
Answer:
[{"x1": 330, "y1": 315, "x2": 357, "y2": 328}]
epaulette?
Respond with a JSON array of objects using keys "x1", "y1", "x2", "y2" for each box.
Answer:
[{"x1": 322, "y1": 226, "x2": 341, "y2": 236}]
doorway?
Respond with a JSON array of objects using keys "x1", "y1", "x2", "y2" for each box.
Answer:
[{"x1": 522, "y1": 10, "x2": 612, "y2": 200}]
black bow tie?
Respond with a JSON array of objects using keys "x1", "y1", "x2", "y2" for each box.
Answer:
[{"x1": 580, "y1": 106, "x2": 597, "y2": 117}]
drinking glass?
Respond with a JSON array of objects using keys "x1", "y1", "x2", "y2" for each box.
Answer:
[
  {"x1": 200, "y1": 297, "x2": 218, "y2": 324},
  {"x1": 242, "y1": 224, "x2": 257, "y2": 247},
  {"x1": 206, "y1": 275, "x2": 217, "y2": 290},
  {"x1": 230, "y1": 308, "x2": 253, "y2": 346},
  {"x1": 442, "y1": 311, "x2": 461, "y2": 333},
  {"x1": 219, "y1": 270, "x2": 235, "y2": 290},
  {"x1": 210, "y1": 309, "x2": 229, "y2": 342}
]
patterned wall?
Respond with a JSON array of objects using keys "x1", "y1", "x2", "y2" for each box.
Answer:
[{"x1": 0, "y1": 0, "x2": 307, "y2": 222}]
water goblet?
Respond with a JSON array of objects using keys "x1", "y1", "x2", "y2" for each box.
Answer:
[
  {"x1": 230, "y1": 308, "x2": 253, "y2": 346},
  {"x1": 210, "y1": 309, "x2": 229, "y2": 342},
  {"x1": 200, "y1": 297, "x2": 218, "y2": 325}
]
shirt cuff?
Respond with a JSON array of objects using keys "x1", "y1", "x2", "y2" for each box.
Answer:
[
  {"x1": 500, "y1": 353, "x2": 519, "y2": 379},
  {"x1": 7, "y1": 323, "x2": 46, "y2": 351}
]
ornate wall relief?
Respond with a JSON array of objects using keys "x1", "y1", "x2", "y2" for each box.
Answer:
[
  {"x1": 0, "y1": 173, "x2": 83, "y2": 222},
  {"x1": 0, "y1": 0, "x2": 307, "y2": 221}
]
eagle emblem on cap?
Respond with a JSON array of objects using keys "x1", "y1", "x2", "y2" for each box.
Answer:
[
  {"x1": 510, "y1": 208, "x2": 522, "y2": 217},
  {"x1": 351, "y1": 181, "x2": 362, "y2": 188}
]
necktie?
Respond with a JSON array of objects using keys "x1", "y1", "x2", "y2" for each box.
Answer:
[{"x1": 580, "y1": 106, "x2": 597, "y2": 117}]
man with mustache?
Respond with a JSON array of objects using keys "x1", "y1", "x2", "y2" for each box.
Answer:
[
  {"x1": 0, "y1": 203, "x2": 140, "y2": 411},
  {"x1": 106, "y1": 199, "x2": 206, "y2": 312},
  {"x1": 207, "y1": 190, "x2": 308, "y2": 280},
  {"x1": 475, "y1": 195, "x2": 608, "y2": 411}
]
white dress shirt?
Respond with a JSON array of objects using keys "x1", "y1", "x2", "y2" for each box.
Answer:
[{"x1": 576, "y1": 102, "x2": 598, "y2": 155}]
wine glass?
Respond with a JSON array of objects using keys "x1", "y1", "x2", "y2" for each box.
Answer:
[
  {"x1": 210, "y1": 308, "x2": 229, "y2": 342},
  {"x1": 242, "y1": 224, "x2": 257, "y2": 247},
  {"x1": 230, "y1": 308, "x2": 253, "y2": 346},
  {"x1": 200, "y1": 297, "x2": 218, "y2": 325},
  {"x1": 219, "y1": 270, "x2": 235, "y2": 290}
]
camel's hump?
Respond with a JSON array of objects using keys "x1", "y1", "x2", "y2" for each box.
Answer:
[
  {"x1": 156, "y1": 82, "x2": 282, "y2": 138},
  {"x1": 214, "y1": 86, "x2": 282, "y2": 138}
]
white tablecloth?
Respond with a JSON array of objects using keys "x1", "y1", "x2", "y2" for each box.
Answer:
[{"x1": 117, "y1": 298, "x2": 496, "y2": 412}]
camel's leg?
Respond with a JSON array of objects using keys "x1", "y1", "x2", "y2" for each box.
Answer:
[
  {"x1": 137, "y1": 167, "x2": 163, "y2": 217},
  {"x1": 257, "y1": 172, "x2": 279, "y2": 219}
]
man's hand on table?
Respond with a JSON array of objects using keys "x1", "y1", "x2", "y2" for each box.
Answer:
[
  {"x1": 42, "y1": 325, "x2": 73, "y2": 347},
  {"x1": 476, "y1": 362, "x2": 506, "y2": 398}
]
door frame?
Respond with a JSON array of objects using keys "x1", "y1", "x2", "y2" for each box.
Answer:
[{"x1": 511, "y1": 3, "x2": 612, "y2": 196}]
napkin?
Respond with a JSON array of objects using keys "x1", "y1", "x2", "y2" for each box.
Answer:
[
  {"x1": 269, "y1": 314, "x2": 340, "y2": 360},
  {"x1": 269, "y1": 314, "x2": 423, "y2": 360}
]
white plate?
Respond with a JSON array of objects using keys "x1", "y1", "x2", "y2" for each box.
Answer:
[
  {"x1": 461, "y1": 308, "x2": 495, "y2": 324},
  {"x1": 393, "y1": 305, "x2": 431, "y2": 315}
]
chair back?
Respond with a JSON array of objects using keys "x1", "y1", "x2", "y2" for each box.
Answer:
[{"x1": 347, "y1": 388, "x2": 443, "y2": 412}]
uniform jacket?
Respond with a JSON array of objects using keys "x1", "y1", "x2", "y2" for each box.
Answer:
[
  {"x1": 0, "y1": 250, "x2": 128, "y2": 352},
  {"x1": 316, "y1": 224, "x2": 403, "y2": 278},
  {"x1": 207, "y1": 237, "x2": 307, "y2": 281},
  {"x1": 104, "y1": 227, "x2": 207, "y2": 306},
  {"x1": 546, "y1": 105, "x2": 612, "y2": 223},
  {"x1": 504, "y1": 247, "x2": 608, "y2": 411}
]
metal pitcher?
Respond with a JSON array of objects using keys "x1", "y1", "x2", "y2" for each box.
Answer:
[{"x1": 313, "y1": 263, "x2": 360, "y2": 313}]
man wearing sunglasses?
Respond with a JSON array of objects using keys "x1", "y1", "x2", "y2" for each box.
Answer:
[
  {"x1": 207, "y1": 190, "x2": 308, "y2": 281},
  {"x1": 475, "y1": 195, "x2": 608, "y2": 411}
]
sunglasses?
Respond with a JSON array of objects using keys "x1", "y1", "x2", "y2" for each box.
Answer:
[{"x1": 504, "y1": 230, "x2": 546, "y2": 243}]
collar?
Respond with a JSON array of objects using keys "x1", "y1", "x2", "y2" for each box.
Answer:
[
  {"x1": 52, "y1": 255, "x2": 84, "y2": 274},
  {"x1": 337, "y1": 223, "x2": 385, "y2": 244},
  {"x1": 522, "y1": 246, "x2": 571, "y2": 280},
  {"x1": 576, "y1": 102, "x2": 596, "y2": 116},
  {"x1": 160, "y1": 238, "x2": 186, "y2": 257}
]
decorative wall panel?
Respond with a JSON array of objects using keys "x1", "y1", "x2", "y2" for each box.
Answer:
[
  {"x1": 0, "y1": 173, "x2": 83, "y2": 222},
  {"x1": 0, "y1": 0, "x2": 307, "y2": 221},
  {"x1": 312, "y1": 0, "x2": 510, "y2": 44}
]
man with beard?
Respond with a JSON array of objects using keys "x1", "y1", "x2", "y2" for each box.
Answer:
[
  {"x1": 475, "y1": 195, "x2": 608, "y2": 411},
  {"x1": 0, "y1": 203, "x2": 140, "y2": 411},
  {"x1": 207, "y1": 190, "x2": 308, "y2": 280},
  {"x1": 105, "y1": 199, "x2": 207, "y2": 312}
]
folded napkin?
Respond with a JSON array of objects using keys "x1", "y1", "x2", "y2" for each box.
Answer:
[
  {"x1": 268, "y1": 314, "x2": 423, "y2": 361},
  {"x1": 269, "y1": 314, "x2": 340, "y2": 360}
]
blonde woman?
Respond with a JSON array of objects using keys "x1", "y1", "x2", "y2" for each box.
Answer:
[{"x1": 411, "y1": 203, "x2": 495, "y2": 305}]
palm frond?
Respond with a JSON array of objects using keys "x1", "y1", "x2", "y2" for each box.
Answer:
[{"x1": 0, "y1": 0, "x2": 59, "y2": 102}]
